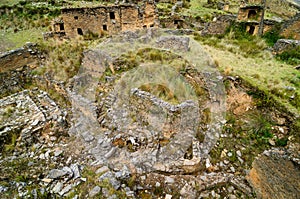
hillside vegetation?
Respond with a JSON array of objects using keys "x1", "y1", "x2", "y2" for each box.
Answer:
[{"x1": 0, "y1": 0, "x2": 300, "y2": 198}]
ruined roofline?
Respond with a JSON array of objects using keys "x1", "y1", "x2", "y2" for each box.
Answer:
[
  {"x1": 61, "y1": 3, "x2": 151, "y2": 12},
  {"x1": 239, "y1": 5, "x2": 263, "y2": 9}
]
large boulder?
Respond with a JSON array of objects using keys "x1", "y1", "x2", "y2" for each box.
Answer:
[{"x1": 247, "y1": 147, "x2": 300, "y2": 199}]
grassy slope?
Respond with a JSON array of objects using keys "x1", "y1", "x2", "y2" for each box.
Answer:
[
  {"x1": 0, "y1": 28, "x2": 46, "y2": 52},
  {"x1": 201, "y1": 41, "x2": 300, "y2": 117}
]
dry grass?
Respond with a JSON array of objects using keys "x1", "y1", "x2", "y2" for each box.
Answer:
[
  {"x1": 227, "y1": 82, "x2": 254, "y2": 115},
  {"x1": 35, "y1": 37, "x2": 87, "y2": 81},
  {"x1": 202, "y1": 43, "x2": 300, "y2": 116},
  {"x1": 119, "y1": 63, "x2": 197, "y2": 105}
]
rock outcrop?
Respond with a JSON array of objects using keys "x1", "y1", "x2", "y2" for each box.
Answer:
[
  {"x1": 247, "y1": 147, "x2": 300, "y2": 199},
  {"x1": 273, "y1": 39, "x2": 300, "y2": 54}
]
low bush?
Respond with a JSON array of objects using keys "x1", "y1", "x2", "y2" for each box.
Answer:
[
  {"x1": 262, "y1": 25, "x2": 283, "y2": 46},
  {"x1": 276, "y1": 45, "x2": 300, "y2": 65}
]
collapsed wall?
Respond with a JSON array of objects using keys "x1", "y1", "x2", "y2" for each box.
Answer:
[
  {"x1": 0, "y1": 43, "x2": 39, "y2": 73},
  {"x1": 0, "y1": 43, "x2": 41, "y2": 98}
]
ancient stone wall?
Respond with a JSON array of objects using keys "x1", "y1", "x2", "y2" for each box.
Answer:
[
  {"x1": 201, "y1": 15, "x2": 235, "y2": 36},
  {"x1": 237, "y1": 6, "x2": 263, "y2": 21},
  {"x1": 0, "y1": 43, "x2": 39, "y2": 73},
  {"x1": 59, "y1": 2, "x2": 157, "y2": 38}
]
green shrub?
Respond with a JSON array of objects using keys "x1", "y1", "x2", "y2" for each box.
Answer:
[
  {"x1": 276, "y1": 45, "x2": 300, "y2": 65},
  {"x1": 262, "y1": 28, "x2": 283, "y2": 46}
]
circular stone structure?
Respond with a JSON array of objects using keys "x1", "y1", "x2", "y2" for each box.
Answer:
[{"x1": 69, "y1": 28, "x2": 226, "y2": 174}]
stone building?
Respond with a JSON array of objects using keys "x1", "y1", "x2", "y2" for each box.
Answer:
[
  {"x1": 236, "y1": 0, "x2": 276, "y2": 35},
  {"x1": 52, "y1": 1, "x2": 157, "y2": 38},
  {"x1": 237, "y1": 4, "x2": 264, "y2": 35}
]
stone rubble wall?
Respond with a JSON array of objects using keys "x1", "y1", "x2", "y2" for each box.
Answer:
[
  {"x1": 0, "y1": 43, "x2": 39, "y2": 73},
  {"x1": 0, "y1": 89, "x2": 66, "y2": 151},
  {"x1": 0, "y1": 66, "x2": 32, "y2": 98}
]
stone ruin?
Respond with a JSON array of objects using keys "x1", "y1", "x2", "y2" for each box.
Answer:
[
  {"x1": 0, "y1": 89, "x2": 67, "y2": 152},
  {"x1": 67, "y1": 28, "x2": 226, "y2": 176},
  {"x1": 237, "y1": 0, "x2": 276, "y2": 35},
  {"x1": 0, "y1": 43, "x2": 39, "y2": 73},
  {"x1": 50, "y1": 0, "x2": 157, "y2": 39},
  {"x1": 237, "y1": 1, "x2": 264, "y2": 35}
]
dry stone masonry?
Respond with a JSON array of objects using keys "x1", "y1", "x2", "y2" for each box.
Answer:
[
  {"x1": 67, "y1": 29, "x2": 229, "y2": 191},
  {"x1": 50, "y1": 0, "x2": 157, "y2": 38},
  {"x1": 0, "y1": 89, "x2": 66, "y2": 151}
]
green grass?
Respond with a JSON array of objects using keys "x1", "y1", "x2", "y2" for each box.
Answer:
[
  {"x1": 181, "y1": 0, "x2": 241, "y2": 20},
  {"x1": 0, "y1": 0, "x2": 23, "y2": 6},
  {"x1": 0, "y1": 28, "x2": 46, "y2": 51},
  {"x1": 277, "y1": 45, "x2": 300, "y2": 65}
]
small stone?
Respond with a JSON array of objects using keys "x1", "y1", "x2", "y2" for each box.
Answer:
[
  {"x1": 227, "y1": 186, "x2": 235, "y2": 193},
  {"x1": 221, "y1": 149, "x2": 227, "y2": 158},
  {"x1": 228, "y1": 194, "x2": 237, "y2": 199},
  {"x1": 115, "y1": 166, "x2": 131, "y2": 180},
  {"x1": 96, "y1": 166, "x2": 109, "y2": 174},
  {"x1": 89, "y1": 186, "x2": 101, "y2": 197},
  {"x1": 31, "y1": 119, "x2": 39, "y2": 126},
  {"x1": 269, "y1": 139, "x2": 276, "y2": 146},
  {"x1": 155, "y1": 182, "x2": 161, "y2": 187},
  {"x1": 70, "y1": 164, "x2": 81, "y2": 179},
  {"x1": 224, "y1": 160, "x2": 230, "y2": 165},
  {"x1": 227, "y1": 152, "x2": 233, "y2": 157},
  {"x1": 48, "y1": 169, "x2": 68, "y2": 179},
  {"x1": 277, "y1": 126, "x2": 284, "y2": 133},
  {"x1": 238, "y1": 157, "x2": 244, "y2": 164},
  {"x1": 211, "y1": 190, "x2": 216, "y2": 197},
  {"x1": 66, "y1": 157, "x2": 72, "y2": 164},
  {"x1": 0, "y1": 185, "x2": 8, "y2": 193},
  {"x1": 126, "y1": 190, "x2": 135, "y2": 197},
  {"x1": 200, "y1": 176, "x2": 207, "y2": 181},
  {"x1": 41, "y1": 178, "x2": 52, "y2": 183},
  {"x1": 99, "y1": 171, "x2": 120, "y2": 190},
  {"x1": 165, "y1": 176, "x2": 174, "y2": 184},
  {"x1": 83, "y1": 133, "x2": 94, "y2": 142},
  {"x1": 165, "y1": 194, "x2": 172, "y2": 199},
  {"x1": 205, "y1": 158, "x2": 211, "y2": 169},
  {"x1": 141, "y1": 176, "x2": 146, "y2": 181},
  {"x1": 53, "y1": 182, "x2": 63, "y2": 193},
  {"x1": 72, "y1": 195, "x2": 79, "y2": 199},
  {"x1": 54, "y1": 149, "x2": 63, "y2": 157},
  {"x1": 39, "y1": 153, "x2": 45, "y2": 159},
  {"x1": 27, "y1": 161, "x2": 34, "y2": 166},
  {"x1": 230, "y1": 166, "x2": 235, "y2": 173},
  {"x1": 50, "y1": 136, "x2": 57, "y2": 141},
  {"x1": 236, "y1": 150, "x2": 242, "y2": 157},
  {"x1": 59, "y1": 184, "x2": 72, "y2": 196},
  {"x1": 45, "y1": 151, "x2": 50, "y2": 159}
]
